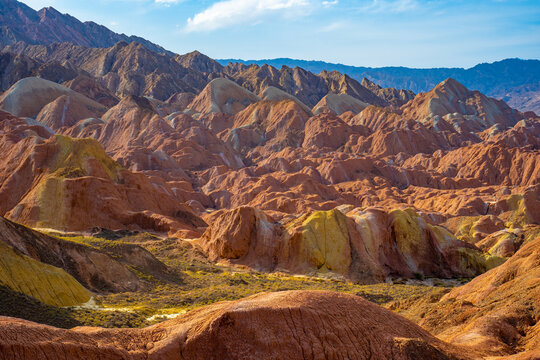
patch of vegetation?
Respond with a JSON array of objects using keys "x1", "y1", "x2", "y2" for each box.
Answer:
[
  {"x1": 87, "y1": 237, "x2": 444, "y2": 325},
  {"x1": 0, "y1": 284, "x2": 80, "y2": 328},
  {"x1": 4, "y1": 231, "x2": 451, "y2": 329},
  {"x1": 71, "y1": 308, "x2": 153, "y2": 328}
]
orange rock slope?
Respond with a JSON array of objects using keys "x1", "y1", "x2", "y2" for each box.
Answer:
[
  {"x1": 391, "y1": 235, "x2": 540, "y2": 359},
  {"x1": 0, "y1": 111, "x2": 205, "y2": 237},
  {"x1": 0, "y1": 60, "x2": 538, "y2": 277},
  {"x1": 0, "y1": 290, "x2": 475, "y2": 360},
  {"x1": 198, "y1": 206, "x2": 503, "y2": 282}
]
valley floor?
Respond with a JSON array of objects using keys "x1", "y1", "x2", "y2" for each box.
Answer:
[{"x1": 2, "y1": 230, "x2": 451, "y2": 329}]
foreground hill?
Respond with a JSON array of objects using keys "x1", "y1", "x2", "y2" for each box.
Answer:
[
  {"x1": 391, "y1": 235, "x2": 540, "y2": 358},
  {"x1": 0, "y1": 290, "x2": 475, "y2": 359}
]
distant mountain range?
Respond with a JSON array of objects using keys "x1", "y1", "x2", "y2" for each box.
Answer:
[
  {"x1": 218, "y1": 58, "x2": 540, "y2": 113},
  {"x1": 0, "y1": 0, "x2": 538, "y2": 113},
  {"x1": 0, "y1": 0, "x2": 171, "y2": 55}
]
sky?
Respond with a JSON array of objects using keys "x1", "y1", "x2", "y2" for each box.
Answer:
[{"x1": 21, "y1": 0, "x2": 540, "y2": 68}]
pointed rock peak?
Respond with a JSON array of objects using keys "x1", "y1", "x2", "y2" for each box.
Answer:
[
  {"x1": 361, "y1": 77, "x2": 379, "y2": 89},
  {"x1": 320, "y1": 70, "x2": 341, "y2": 77},
  {"x1": 361, "y1": 77, "x2": 374, "y2": 85},
  {"x1": 112, "y1": 40, "x2": 129, "y2": 49},
  {"x1": 293, "y1": 66, "x2": 309, "y2": 74},
  {"x1": 177, "y1": 50, "x2": 223, "y2": 73},
  {"x1": 434, "y1": 78, "x2": 470, "y2": 96},
  {"x1": 118, "y1": 95, "x2": 156, "y2": 113},
  {"x1": 125, "y1": 41, "x2": 146, "y2": 51},
  {"x1": 37, "y1": 6, "x2": 63, "y2": 18}
]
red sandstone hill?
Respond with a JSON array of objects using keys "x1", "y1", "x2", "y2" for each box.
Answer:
[
  {"x1": 390, "y1": 235, "x2": 540, "y2": 358},
  {"x1": 0, "y1": 110, "x2": 206, "y2": 237},
  {"x1": 0, "y1": 290, "x2": 476, "y2": 360}
]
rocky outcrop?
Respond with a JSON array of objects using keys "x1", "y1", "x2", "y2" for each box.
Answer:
[
  {"x1": 62, "y1": 74, "x2": 119, "y2": 107},
  {"x1": 402, "y1": 142, "x2": 540, "y2": 186},
  {"x1": 0, "y1": 76, "x2": 105, "y2": 118},
  {"x1": 0, "y1": 290, "x2": 471, "y2": 359},
  {"x1": 0, "y1": 216, "x2": 158, "y2": 292},
  {"x1": 223, "y1": 63, "x2": 328, "y2": 107},
  {"x1": 303, "y1": 112, "x2": 360, "y2": 150},
  {"x1": 319, "y1": 70, "x2": 388, "y2": 107},
  {"x1": 222, "y1": 99, "x2": 311, "y2": 155},
  {"x1": 0, "y1": 239, "x2": 91, "y2": 307},
  {"x1": 401, "y1": 78, "x2": 524, "y2": 131},
  {"x1": 361, "y1": 77, "x2": 415, "y2": 107},
  {"x1": 198, "y1": 206, "x2": 282, "y2": 271},
  {"x1": 198, "y1": 206, "x2": 498, "y2": 282},
  {"x1": 35, "y1": 94, "x2": 104, "y2": 130},
  {"x1": 83, "y1": 95, "x2": 243, "y2": 174},
  {"x1": 313, "y1": 93, "x2": 369, "y2": 115},
  {"x1": 187, "y1": 77, "x2": 260, "y2": 116},
  {"x1": 175, "y1": 50, "x2": 223, "y2": 74},
  {"x1": 158, "y1": 92, "x2": 196, "y2": 115},
  {"x1": 0, "y1": 118, "x2": 205, "y2": 236},
  {"x1": 396, "y1": 236, "x2": 540, "y2": 357}
]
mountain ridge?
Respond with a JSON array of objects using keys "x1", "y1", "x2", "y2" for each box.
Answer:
[
  {"x1": 218, "y1": 57, "x2": 540, "y2": 113},
  {"x1": 1, "y1": 0, "x2": 538, "y2": 112},
  {"x1": 0, "y1": 0, "x2": 172, "y2": 55}
]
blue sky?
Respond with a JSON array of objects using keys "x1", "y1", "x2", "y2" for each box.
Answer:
[{"x1": 22, "y1": 0, "x2": 540, "y2": 68}]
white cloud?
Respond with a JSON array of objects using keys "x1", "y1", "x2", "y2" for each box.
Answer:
[
  {"x1": 184, "y1": 0, "x2": 311, "y2": 32},
  {"x1": 361, "y1": 0, "x2": 419, "y2": 13},
  {"x1": 322, "y1": 0, "x2": 338, "y2": 7},
  {"x1": 155, "y1": 0, "x2": 182, "y2": 4}
]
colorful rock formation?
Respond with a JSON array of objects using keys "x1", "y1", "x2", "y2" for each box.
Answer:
[
  {"x1": 198, "y1": 206, "x2": 499, "y2": 281},
  {"x1": 0, "y1": 116, "x2": 205, "y2": 236},
  {"x1": 187, "y1": 77, "x2": 260, "y2": 116},
  {"x1": 0, "y1": 76, "x2": 105, "y2": 118},
  {"x1": 393, "y1": 236, "x2": 540, "y2": 358},
  {"x1": 0, "y1": 290, "x2": 472, "y2": 359},
  {"x1": 0, "y1": 240, "x2": 91, "y2": 307},
  {"x1": 0, "y1": 216, "x2": 160, "y2": 292}
]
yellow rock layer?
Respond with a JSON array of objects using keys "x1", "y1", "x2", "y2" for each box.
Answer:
[
  {"x1": 0, "y1": 241, "x2": 91, "y2": 307},
  {"x1": 505, "y1": 194, "x2": 531, "y2": 228},
  {"x1": 29, "y1": 135, "x2": 122, "y2": 228},
  {"x1": 51, "y1": 135, "x2": 120, "y2": 181},
  {"x1": 297, "y1": 209, "x2": 352, "y2": 274}
]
